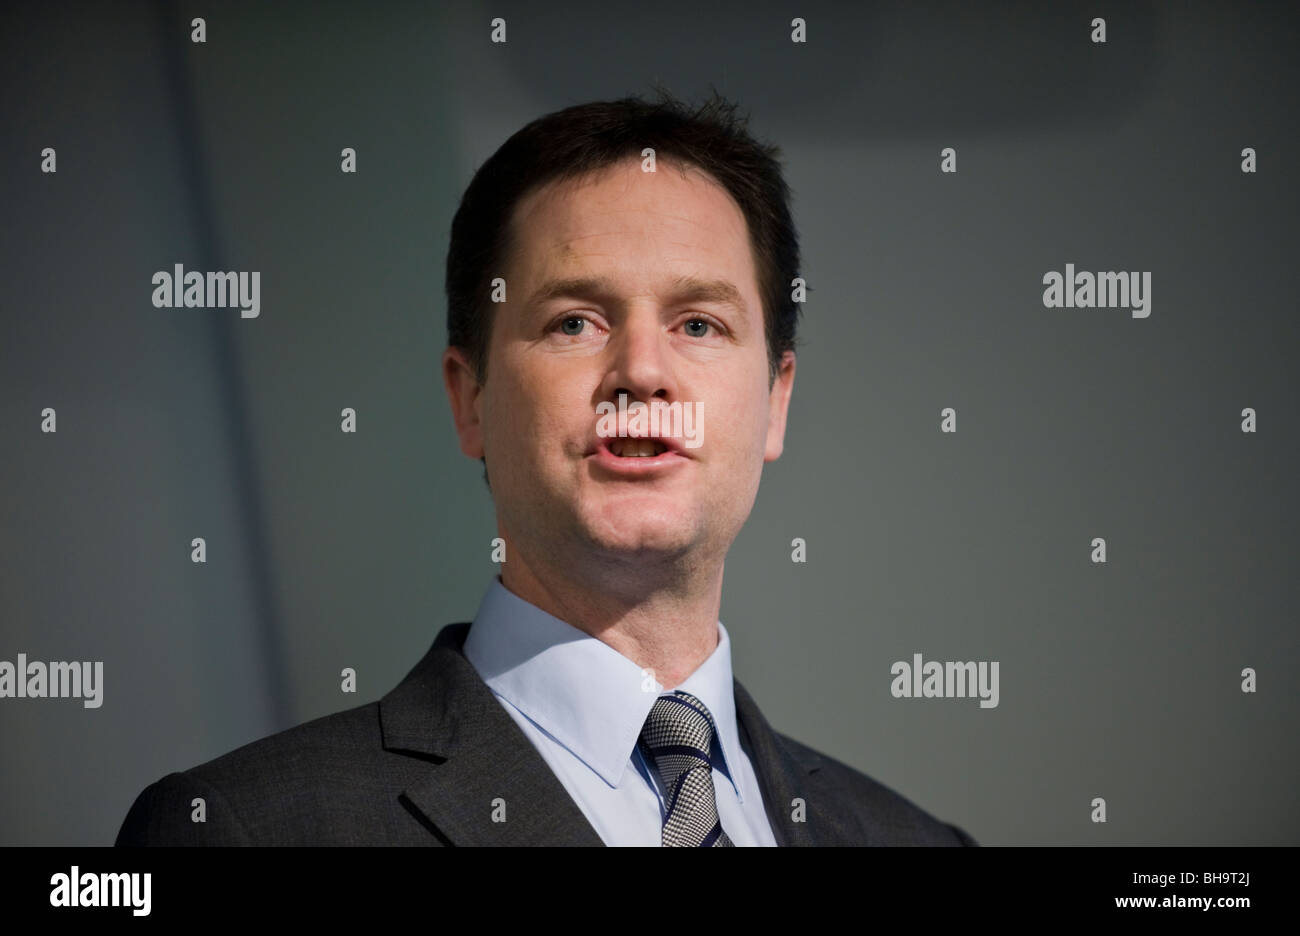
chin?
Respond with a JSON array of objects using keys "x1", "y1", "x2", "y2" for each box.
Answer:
[{"x1": 582, "y1": 515, "x2": 697, "y2": 559}]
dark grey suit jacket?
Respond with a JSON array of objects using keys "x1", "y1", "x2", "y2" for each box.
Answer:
[{"x1": 116, "y1": 621, "x2": 977, "y2": 846}]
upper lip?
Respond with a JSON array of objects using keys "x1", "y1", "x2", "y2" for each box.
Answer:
[{"x1": 588, "y1": 433, "x2": 691, "y2": 457}]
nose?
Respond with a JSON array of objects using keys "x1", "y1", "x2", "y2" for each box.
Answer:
[{"x1": 600, "y1": 305, "x2": 676, "y2": 405}]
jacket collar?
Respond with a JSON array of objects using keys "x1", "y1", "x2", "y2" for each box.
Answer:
[{"x1": 379, "y1": 622, "x2": 824, "y2": 845}]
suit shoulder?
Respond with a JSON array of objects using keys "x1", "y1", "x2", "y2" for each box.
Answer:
[
  {"x1": 116, "y1": 769, "x2": 252, "y2": 845},
  {"x1": 775, "y1": 731, "x2": 978, "y2": 846},
  {"x1": 116, "y1": 700, "x2": 403, "y2": 846},
  {"x1": 187, "y1": 699, "x2": 383, "y2": 787}
]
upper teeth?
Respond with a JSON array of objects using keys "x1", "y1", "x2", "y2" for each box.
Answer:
[{"x1": 611, "y1": 438, "x2": 665, "y2": 457}]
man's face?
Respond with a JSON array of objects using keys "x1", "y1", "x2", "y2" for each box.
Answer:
[{"x1": 444, "y1": 157, "x2": 795, "y2": 574}]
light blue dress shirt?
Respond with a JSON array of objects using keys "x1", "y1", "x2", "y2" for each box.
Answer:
[{"x1": 462, "y1": 576, "x2": 778, "y2": 846}]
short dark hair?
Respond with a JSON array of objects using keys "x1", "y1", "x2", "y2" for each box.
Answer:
[{"x1": 444, "y1": 88, "x2": 803, "y2": 490}]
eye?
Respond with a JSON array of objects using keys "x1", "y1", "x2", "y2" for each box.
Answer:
[
  {"x1": 548, "y1": 313, "x2": 603, "y2": 340},
  {"x1": 557, "y1": 316, "x2": 587, "y2": 336},
  {"x1": 682, "y1": 317, "x2": 716, "y2": 338}
]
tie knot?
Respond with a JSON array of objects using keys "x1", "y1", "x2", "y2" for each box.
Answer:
[{"x1": 638, "y1": 690, "x2": 719, "y2": 777}]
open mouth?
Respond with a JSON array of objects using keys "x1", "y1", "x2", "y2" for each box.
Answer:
[{"x1": 607, "y1": 438, "x2": 669, "y2": 458}]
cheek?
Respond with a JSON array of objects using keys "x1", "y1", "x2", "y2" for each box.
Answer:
[
  {"x1": 480, "y1": 380, "x2": 532, "y2": 465},
  {"x1": 711, "y1": 387, "x2": 770, "y2": 462},
  {"x1": 484, "y1": 369, "x2": 585, "y2": 467}
]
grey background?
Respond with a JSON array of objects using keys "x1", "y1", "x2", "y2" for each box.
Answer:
[{"x1": 1, "y1": 0, "x2": 1296, "y2": 845}]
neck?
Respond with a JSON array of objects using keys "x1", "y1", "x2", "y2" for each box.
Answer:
[{"x1": 498, "y1": 539, "x2": 725, "y2": 691}]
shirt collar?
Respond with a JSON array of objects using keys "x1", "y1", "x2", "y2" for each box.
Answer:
[{"x1": 462, "y1": 576, "x2": 745, "y2": 799}]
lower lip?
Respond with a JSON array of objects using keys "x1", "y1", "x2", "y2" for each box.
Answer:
[{"x1": 588, "y1": 443, "x2": 688, "y2": 475}]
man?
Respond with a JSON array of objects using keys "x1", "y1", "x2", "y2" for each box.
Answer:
[{"x1": 116, "y1": 91, "x2": 976, "y2": 846}]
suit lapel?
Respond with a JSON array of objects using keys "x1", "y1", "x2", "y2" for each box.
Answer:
[
  {"x1": 733, "y1": 678, "x2": 826, "y2": 845},
  {"x1": 379, "y1": 622, "x2": 603, "y2": 846},
  {"x1": 381, "y1": 622, "x2": 834, "y2": 846}
]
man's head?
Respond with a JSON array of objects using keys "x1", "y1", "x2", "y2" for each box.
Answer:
[{"x1": 443, "y1": 90, "x2": 800, "y2": 586}]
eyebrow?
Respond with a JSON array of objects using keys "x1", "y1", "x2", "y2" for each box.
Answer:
[{"x1": 524, "y1": 274, "x2": 748, "y2": 316}]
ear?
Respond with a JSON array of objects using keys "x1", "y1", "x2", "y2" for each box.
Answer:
[
  {"x1": 763, "y1": 350, "x2": 796, "y2": 462},
  {"x1": 442, "y1": 346, "x2": 485, "y2": 459}
]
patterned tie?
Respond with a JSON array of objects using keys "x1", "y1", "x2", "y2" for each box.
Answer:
[{"x1": 637, "y1": 690, "x2": 735, "y2": 847}]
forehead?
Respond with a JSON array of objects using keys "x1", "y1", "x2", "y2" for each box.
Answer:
[{"x1": 505, "y1": 158, "x2": 759, "y2": 295}]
